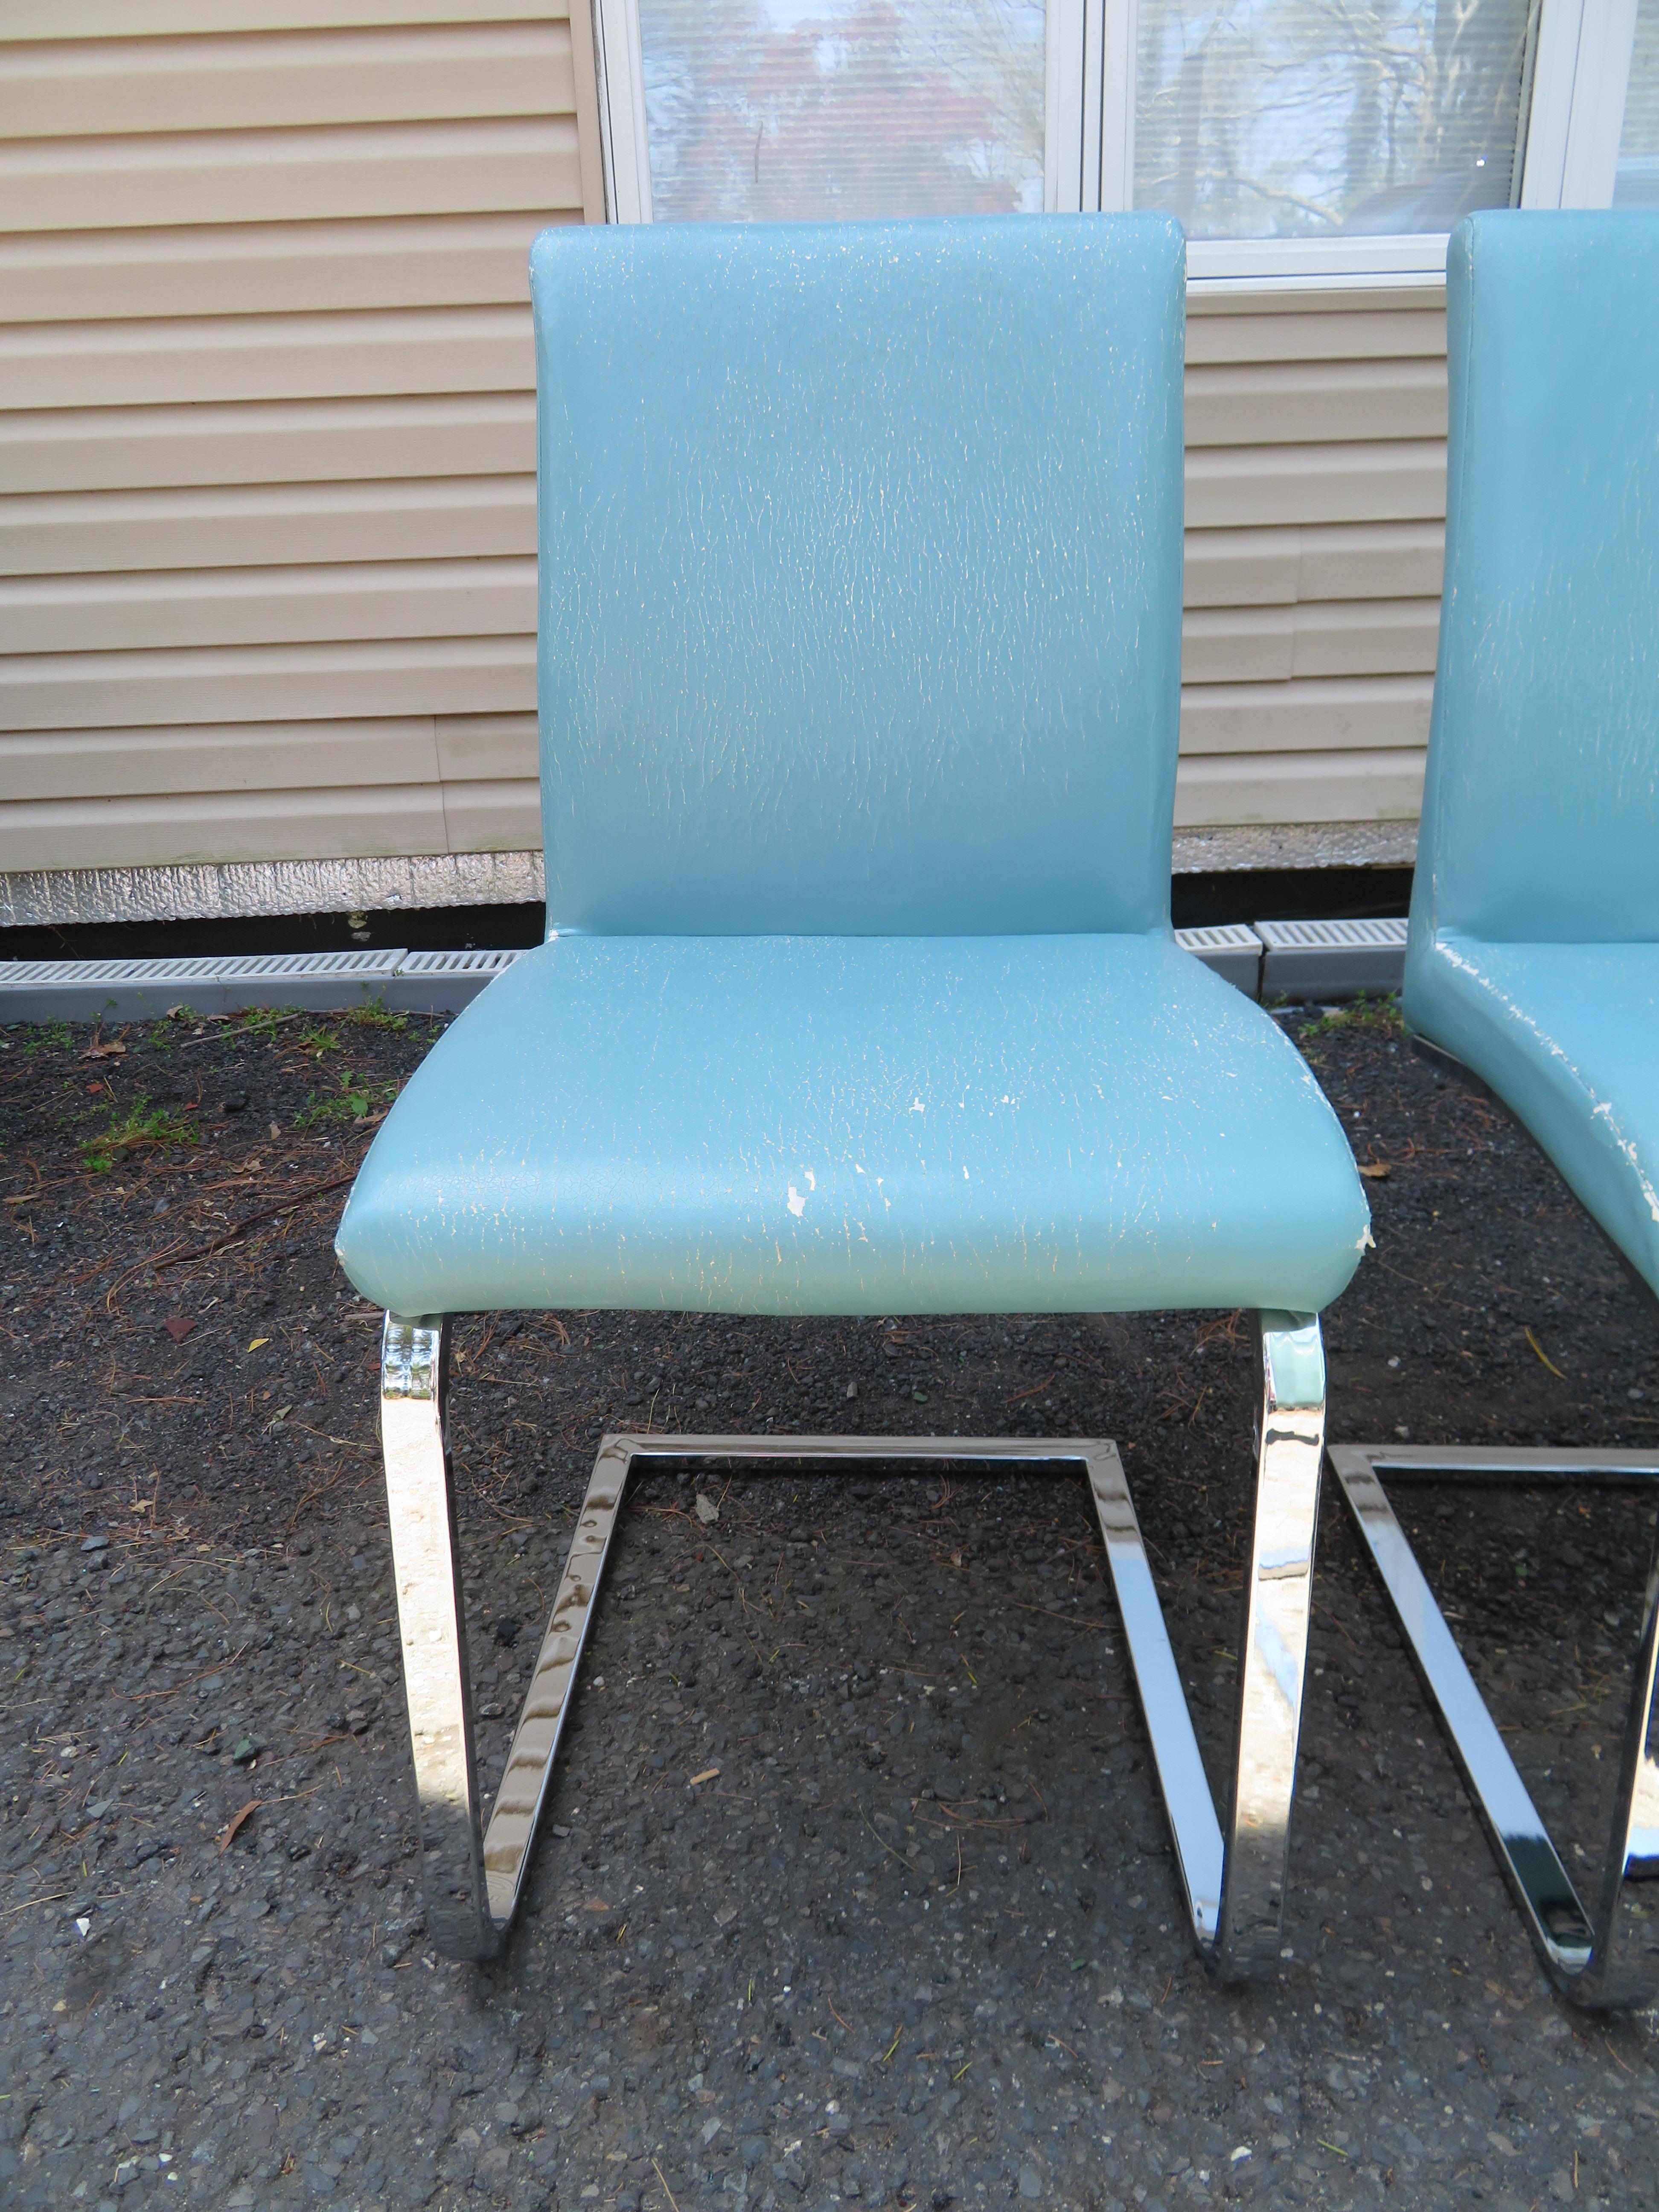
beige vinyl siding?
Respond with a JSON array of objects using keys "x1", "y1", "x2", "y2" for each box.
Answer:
[
  {"x1": 0, "y1": 3, "x2": 596, "y2": 878},
  {"x1": 0, "y1": 3, "x2": 1443, "y2": 888},
  {"x1": 1176, "y1": 287, "x2": 1447, "y2": 836}
]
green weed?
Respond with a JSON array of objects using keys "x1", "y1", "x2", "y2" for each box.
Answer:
[
  {"x1": 291, "y1": 1075, "x2": 399, "y2": 1132},
  {"x1": 81, "y1": 1098, "x2": 200, "y2": 1174},
  {"x1": 341, "y1": 1001, "x2": 410, "y2": 1033},
  {"x1": 1297, "y1": 991, "x2": 1405, "y2": 1041},
  {"x1": 230, "y1": 1004, "x2": 301, "y2": 1045},
  {"x1": 17, "y1": 1020, "x2": 74, "y2": 1056}
]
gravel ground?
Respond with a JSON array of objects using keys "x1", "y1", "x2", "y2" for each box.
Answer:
[{"x1": 2, "y1": 993, "x2": 1658, "y2": 2212}]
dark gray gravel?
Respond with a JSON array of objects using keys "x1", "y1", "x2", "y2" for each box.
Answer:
[{"x1": 2, "y1": 997, "x2": 1657, "y2": 2212}]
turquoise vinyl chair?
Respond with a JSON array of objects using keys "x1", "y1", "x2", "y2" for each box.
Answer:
[
  {"x1": 336, "y1": 215, "x2": 1371, "y2": 1969},
  {"x1": 1329, "y1": 212, "x2": 1659, "y2": 2008}
]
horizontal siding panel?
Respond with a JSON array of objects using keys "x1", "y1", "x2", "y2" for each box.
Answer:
[
  {"x1": 1185, "y1": 358, "x2": 1446, "y2": 449},
  {"x1": 0, "y1": 557, "x2": 535, "y2": 652},
  {"x1": 1174, "y1": 746, "x2": 1427, "y2": 828},
  {"x1": 1186, "y1": 440, "x2": 1447, "y2": 528},
  {"x1": 1182, "y1": 527, "x2": 1299, "y2": 611},
  {"x1": 1182, "y1": 607, "x2": 1292, "y2": 686},
  {"x1": 0, "y1": 394, "x2": 536, "y2": 493},
  {"x1": 1183, "y1": 520, "x2": 1446, "y2": 610},
  {"x1": 441, "y1": 775, "x2": 540, "y2": 850},
  {"x1": 0, "y1": 716, "x2": 440, "y2": 800},
  {"x1": 1292, "y1": 597, "x2": 1440, "y2": 679},
  {"x1": 0, "y1": 786, "x2": 451, "y2": 874},
  {"x1": 1184, "y1": 298, "x2": 1445, "y2": 367},
  {"x1": 1298, "y1": 520, "x2": 1444, "y2": 603},
  {"x1": 3, "y1": 4, "x2": 565, "y2": 37},
  {"x1": 0, "y1": 25, "x2": 573, "y2": 141},
  {"x1": 435, "y1": 711, "x2": 537, "y2": 782},
  {"x1": 0, "y1": 117, "x2": 580, "y2": 235},
  {"x1": 0, "y1": 636, "x2": 535, "y2": 733},
  {"x1": 0, "y1": 212, "x2": 564, "y2": 326},
  {"x1": 0, "y1": 304, "x2": 535, "y2": 412},
  {"x1": 1182, "y1": 600, "x2": 1438, "y2": 687},
  {"x1": 0, "y1": 476, "x2": 535, "y2": 576},
  {"x1": 1178, "y1": 674, "x2": 1433, "y2": 757}
]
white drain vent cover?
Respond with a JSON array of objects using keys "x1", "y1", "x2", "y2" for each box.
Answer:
[
  {"x1": 1173, "y1": 923, "x2": 1262, "y2": 994},
  {"x1": 1255, "y1": 917, "x2": 1408, "y2": 1001},
  {"x1": 1, "y1": 948, "x2": 405, "y2": 1022},
  {"x1": 1253, "y1": 918, "x2": 1408, "y2": 952},
  {"x1": 395, "y1": 948, "x2": 528, "y2": 976},
  {"x1": 383, "y1": 946, "x2": 529, "y2": 1010}
]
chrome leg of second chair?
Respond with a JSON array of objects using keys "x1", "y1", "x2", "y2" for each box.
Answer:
[
  {"x1": 379, "y1": 1307, "x2": 1327, "y2": 1977},
  {"x1": 1330, "y1": 1444, "x2": 1659, "y2": 2008}
]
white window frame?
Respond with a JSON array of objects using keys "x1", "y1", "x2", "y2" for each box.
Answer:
[
  {"x1": 589, "y1": 0, "x2": 1642, "y2": 289},
  {"x1": 594, "y1": 0, "x2": 652, "y2": 226}
]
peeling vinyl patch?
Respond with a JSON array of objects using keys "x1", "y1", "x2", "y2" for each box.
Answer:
[
  {"x1": 1592, "y1": 1100, "x2": 1659, "y2": 1223},
  {"x1": 910, "y1": 1098, "x2": 926, "y2": 1115},
  {"x1": 805, "y1": 1170, "x2": 817, "y2": 1191},
  {"x1": 1437, "y1": 940, "x2": 1659, "y2": 1226},
  {"x1": 786, "y1": 1185, "x2": 806, "y2": 1218}
]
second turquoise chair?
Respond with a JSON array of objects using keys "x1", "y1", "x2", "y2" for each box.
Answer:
[{"x1": 1331, "y1": 211, "x2": 1659, "y2": 2009}]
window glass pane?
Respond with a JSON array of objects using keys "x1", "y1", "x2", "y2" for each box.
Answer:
[
  {"x1": 1615, "y1": 0, "x2": 1659, "y2": 207},
  {"x1": 636, "y1": 0, "x2": 1046, "y2": 222},
  {"x1": 1134, "y1": 0, "x2": 1533, "y2": 240}
]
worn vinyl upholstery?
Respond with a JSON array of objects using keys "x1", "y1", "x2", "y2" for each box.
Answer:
[
  {"x1": 336, "y1": 217, "x2": 1370, "y2": 1319},
  {"x1": 1404, "y1": 212, "x2": 1659, "y2": 1297},
  {"x1": 335, "y1": 932, "x2": 1368, "y2": 1317}
]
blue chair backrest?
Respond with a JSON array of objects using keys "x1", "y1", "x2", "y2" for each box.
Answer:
[
  {"x1": 1413, "y1": 211, "x2": 1659, "y2": 948},
  {"x1": 530, "y1": 215, "x2": 1185, "y2": 938}
]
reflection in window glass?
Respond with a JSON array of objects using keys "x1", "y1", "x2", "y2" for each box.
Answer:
[
  {"x1": 636, "y1": 0, "x2": 1046, "y2": 222},
  {"x1": 1134, "y1": 0, "x2": 1533, "y2": 239},
  {"x1": 1615, "y1": 0, "x2": 1659, "y2": 207}
]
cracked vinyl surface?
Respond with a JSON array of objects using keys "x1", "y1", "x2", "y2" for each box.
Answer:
[{"x1": 1, "y1": 995, "x2": 1657, "y2": 2210}]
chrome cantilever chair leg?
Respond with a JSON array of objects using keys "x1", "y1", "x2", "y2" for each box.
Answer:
[
  {"x1": 379, "y1": 1309, "x2": 1327, "y2": 1976},
  {"x1": 1330, "y1": 1445, "x2": 1659, "y2": 2009},
  {"x1": 1093, "y1": 1311, "x2": 1327, "y2": 1979},
  {"x1": 380, "y1": 1314, "x2": 499, "y2": 1959}
]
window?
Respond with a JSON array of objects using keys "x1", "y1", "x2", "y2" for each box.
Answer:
[
  {"x1": 633, "y1": 0, "x2": 1047, "y2": 223},
  {"x1": 593, "y1": 0, "x2": 1649, "y2": 282},
  {"x1": 1131, "y1": 1, "x2": 1533, "y2": 239},
  {"x1": 1616, "y1": 0, "x2": 1659, "y2": 205}
]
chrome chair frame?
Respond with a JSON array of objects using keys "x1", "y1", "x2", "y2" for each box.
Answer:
[
  {"x1": 1330, "y1": 1444, "x2": 1659, "y2": 2008},
  {"x1": 381, "y1": 1310, "x2": 1327, "y2": 1977}
]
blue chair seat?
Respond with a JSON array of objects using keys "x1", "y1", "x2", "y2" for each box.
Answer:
[
  {"x1": 1408, "y1": 935, "x2": 1659, "y2": 1297},
  {"x1": 336, "y1": 930, "x2": 1370, "y2": 1318}
]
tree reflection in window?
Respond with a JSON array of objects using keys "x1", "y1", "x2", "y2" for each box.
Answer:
[
  {"x1": 1135, "y1": 0, "x2": 1534, "y2": 239},
  {"x1": 638, "y1": 0, "x2": 1046, "y2": 222}
]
